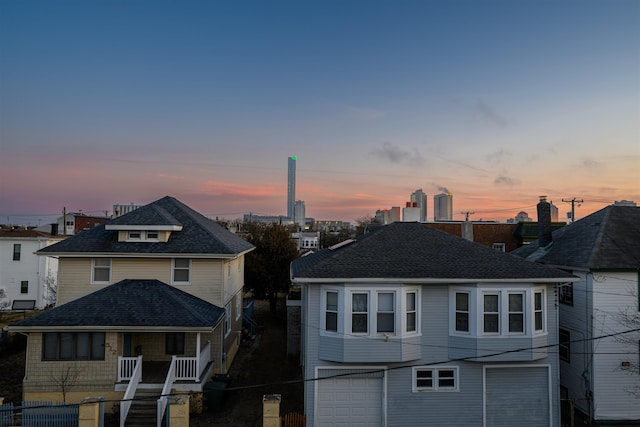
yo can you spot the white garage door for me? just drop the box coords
[316,368,384,427]
[485,366,550,427]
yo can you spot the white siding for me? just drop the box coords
[591,272,640,421]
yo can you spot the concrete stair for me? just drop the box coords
[125,388,162,427]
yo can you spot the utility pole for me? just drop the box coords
[562,198,583,223]
[461,211,475,221]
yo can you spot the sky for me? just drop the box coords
[1,0,639,226]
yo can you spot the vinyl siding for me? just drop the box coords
[303,282,561,427]
[56,257,225,306]
[591,272,640,421]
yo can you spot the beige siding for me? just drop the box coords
[23,332,119,393]
[56,257,226,306]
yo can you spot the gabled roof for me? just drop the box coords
[37,196,255,256]
[511,205,640,270]
[8,279,224,330]
[291,222,576,282]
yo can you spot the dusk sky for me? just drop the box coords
[1,0,639,226]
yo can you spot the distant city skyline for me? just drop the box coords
[1,1,638,225]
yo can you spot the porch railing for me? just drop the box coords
[118,356,139,382]
[157,356,176,427]
[174,341,211,381]
[120,355,142,427]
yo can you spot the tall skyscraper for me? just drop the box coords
[434,193,453,221]
[287,156,296,219]
[410,189,428,222]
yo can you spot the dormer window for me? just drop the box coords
[125,231,160,242]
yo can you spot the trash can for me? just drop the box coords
[204,374,232,412]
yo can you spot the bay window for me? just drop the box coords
[451,286,547,337]
[321,286,420,338]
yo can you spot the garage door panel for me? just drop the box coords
[317,371,383,426]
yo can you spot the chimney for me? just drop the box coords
[537,196,553,248]
[406,202,411,207]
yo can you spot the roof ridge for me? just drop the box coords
[585,206,610,268]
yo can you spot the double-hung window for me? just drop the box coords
[406,292,417,333]
[351,293,368,334]
[508,293,525,333]
[20,281,28,294]
[412,367,459,392]
[173,259,190,284]
[377,292,395,333]
[224,302,232,337]
[92,258,111,283]
[483,294,500,333]
[455,292,469,332]
[325,291,338,333]
[166,332,185,355]
[13,244,21,261]
[534,291,544,332]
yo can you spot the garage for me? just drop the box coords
[316,368,384,427]
[485,365,551,427]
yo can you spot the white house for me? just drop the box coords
[513,204,640,424]
[0,226,65,309]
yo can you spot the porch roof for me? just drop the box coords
[8,279,225,331]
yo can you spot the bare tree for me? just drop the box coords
[0,289,10,323]
[43,272,57,307]
[50,364,81,403]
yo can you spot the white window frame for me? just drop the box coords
[376,291,395,334]
[450,286,548,338]
[172,258,191,285]
[320,286,420,339]
[483,293,500,334]
[125,230,160,242]
[508,292,525,334]
[128,231,142,240]
[492,243,506,252]
[405,291,417,333]
[224,302,232,337]
[412,366,459,392]
[324,290,339,333]
[455,291,470,333]
[235,292,242,321]
[91,258,111,284]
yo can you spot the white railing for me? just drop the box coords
[120,355,142,427]
[118,356,139,382]
[173,341,211,381]
[157,356,176,427]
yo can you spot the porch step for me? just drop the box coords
[125,388,163,427]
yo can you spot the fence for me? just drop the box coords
[281,412,306,427]
[0,401,79,427]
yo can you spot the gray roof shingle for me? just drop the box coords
[291,222,575,281]
[37,196,254,256]
[9,279,224,329]
[511,205,640,269]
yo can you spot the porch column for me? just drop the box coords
[196,332,201,382]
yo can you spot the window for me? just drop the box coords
[173,259,190,284]
[483,294,500,333]
[534,291,544,332]
[559,283,573,305]
[236,292,242,320]
[43,332,105,361]
[13,244,21,261]
[128,231,142,240]
[351,293,368,334]
[492,243,506,252]
[508,293,524,333]
[455,292,469,332]
[224,302,232,337]
[406,292,417,333]
[452,287,547,337]
[413,367,458,392]
[20,281,28,294]
[322,287,419,338]
[559,329,570,362]
[165,332,185,355]
[146,231,159,240]
[92,258,111,283]
[377,292,395,333]
[325,291,338,332]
